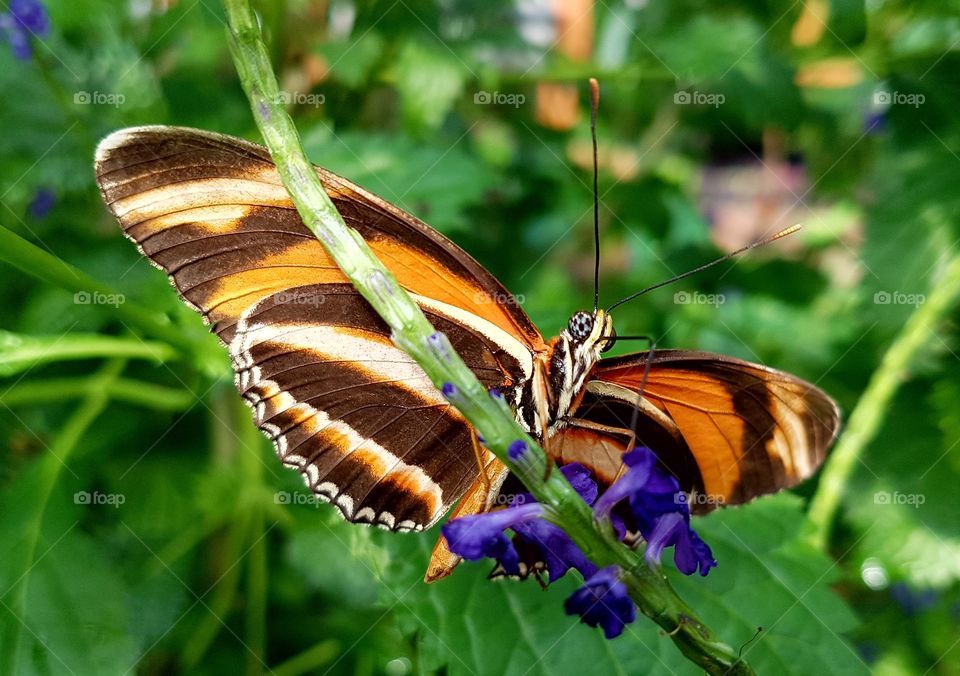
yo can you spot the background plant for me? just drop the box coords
[1,1,959,674]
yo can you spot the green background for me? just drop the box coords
[1,1,958,674]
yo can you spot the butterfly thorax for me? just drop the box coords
[513,310,614,438]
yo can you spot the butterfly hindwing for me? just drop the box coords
[95,126,544,531]
[560,350,839,510]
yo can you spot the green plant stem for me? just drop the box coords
[0,359,126,674]
[807,252,960,549]
[271,640,340,676]
[223,1,752,672]
[0,376,194,410]
[0,331,176,375]
[0,224,194,353]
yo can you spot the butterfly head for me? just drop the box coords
[566,309,616,356]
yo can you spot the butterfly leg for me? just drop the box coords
[470,430,492,492]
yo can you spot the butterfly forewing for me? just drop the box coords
[95,126,543,531]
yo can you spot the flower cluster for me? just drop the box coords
[0,0,50,61]
[594,447,717,576]
[441,446,716,639]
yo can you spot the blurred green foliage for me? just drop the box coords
[1,0,959,674]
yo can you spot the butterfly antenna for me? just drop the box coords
[590,77,601,313]
[606,224,801,313]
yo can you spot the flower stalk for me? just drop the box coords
[807,251,960,549]
[222,0,753,672]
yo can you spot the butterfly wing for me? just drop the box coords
[95,126,545,532]
[552,350,839,510]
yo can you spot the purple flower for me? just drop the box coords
[27,187,55,218]
[564,566,637,639]
[594,447,716,577]
[442,464,597,581]
[890,582,938,616]
[0,0,50,60]
[442,501,544,576]
[513,517,597,581]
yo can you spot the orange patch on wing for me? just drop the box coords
[371,238,530,342]
[597,367,745,501]
[546,427,628,485]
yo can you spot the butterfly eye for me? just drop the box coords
[567,311,594,341]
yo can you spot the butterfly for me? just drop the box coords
[94,126,840,582]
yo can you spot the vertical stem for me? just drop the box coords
[806,253,960,549]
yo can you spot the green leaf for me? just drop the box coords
[0,459,140,674]
[672,495,868,675]
[300,127,494,232]
[393,41,467,134]
[828,0,867,47]
[316,31,385,89]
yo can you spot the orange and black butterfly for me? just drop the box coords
[94,126,839,581]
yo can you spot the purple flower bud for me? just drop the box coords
[366,269,396,303]
[564,566,637,639]
[10,0,49,34]
[0,0,50,60]
[507,439,527,461]
[441,382,456,397]
[27,187,54,218]
[426,332,451,361]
